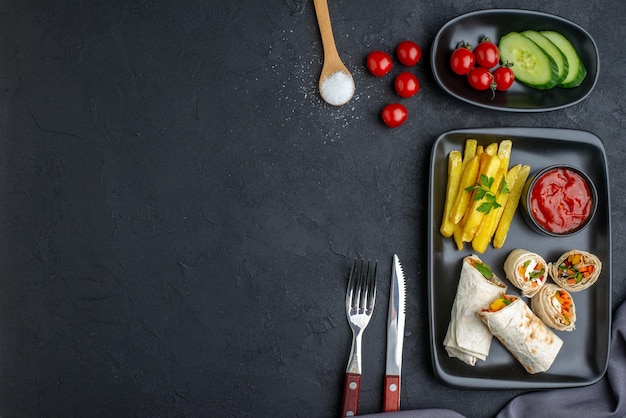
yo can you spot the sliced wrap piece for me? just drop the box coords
[478,296,563,374]
[531,284,576,331]
[503,249,548,298]
[444,255,507,366]
[549,249,602,292]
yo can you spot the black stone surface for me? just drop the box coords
[0,1,624,417]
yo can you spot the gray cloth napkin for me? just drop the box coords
[361,300,625,418]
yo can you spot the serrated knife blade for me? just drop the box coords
[383,254,406,412]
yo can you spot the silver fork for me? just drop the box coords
[340,259,377,418]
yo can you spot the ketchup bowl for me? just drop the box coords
[521,165,597,237]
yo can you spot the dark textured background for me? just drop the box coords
[0,1,624,417]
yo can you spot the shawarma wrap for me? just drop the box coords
[531,284,576,331]
[444,255,507,366]
[503,249,548,298]
[478,295,563,374]
[549,249,602,292]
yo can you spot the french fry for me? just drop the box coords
[493,141,512,191]
[450,155,480,224]
[493,164,531,249]
[454,197,473,249]
[497,139,512,169]
[485,142,498,156]
[471,164,522,253]
[461,154,501,242]
[450,139,478,226]
[453,223,464,250]
[440,151,463,237]
[462,139,477,166]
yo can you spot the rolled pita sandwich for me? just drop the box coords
[503,249,548,298]
[444,255,507,366]
[478,295,563,374]
[531,284,576,331]
[549,249,602,292]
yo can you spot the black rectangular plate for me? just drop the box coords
[427,127,611,389]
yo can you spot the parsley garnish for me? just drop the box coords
[465,174,510,214]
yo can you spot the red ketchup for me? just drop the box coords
[529,167,593,234]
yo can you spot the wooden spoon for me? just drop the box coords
[313,0,355,106]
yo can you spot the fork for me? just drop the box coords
[341,259,377,418]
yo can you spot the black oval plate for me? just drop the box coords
[431,9,599,112]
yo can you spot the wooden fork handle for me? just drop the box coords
[340,373,361,417]
[382,374,401,412]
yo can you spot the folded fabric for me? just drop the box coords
[359,300,625,418]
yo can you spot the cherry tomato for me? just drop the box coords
[450,46,475,75]
[473,38,500,69]
[467,67,494,91]
[492,65,515,91]
[394,72,420,98]
[381,103,408,128]
[367,51,393,77]
[396,40,422,66]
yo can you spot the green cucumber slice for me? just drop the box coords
[521,30,569,84]
[498,32,559,90]
[540,30,587,88]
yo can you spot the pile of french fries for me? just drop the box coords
[440,138,530,253]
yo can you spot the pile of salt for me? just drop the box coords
[319,71,355,106]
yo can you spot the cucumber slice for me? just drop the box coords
[499,32,559,90]
[541,31,587,88]
[521,30,569,84]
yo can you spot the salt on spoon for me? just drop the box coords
[313,0,355,106]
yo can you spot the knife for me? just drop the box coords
[383,254,406,412]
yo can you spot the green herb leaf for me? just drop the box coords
[465,174,508,215]
[477,202,493,214]
[474,188,488,200]
[499,176,510,195]
[480,174,494,189]
[474,262,494,280]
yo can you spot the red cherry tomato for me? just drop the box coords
[394,72,420,98]
[492,65,515,91]
[450,46,475,75]
[473,38,500,69]
[396,40,422,66]
[467,67,494,91]
[367,51,393,77]
[381,103,408,128]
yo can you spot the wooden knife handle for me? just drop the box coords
[340,373,361,417]
[382,375,401,412]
